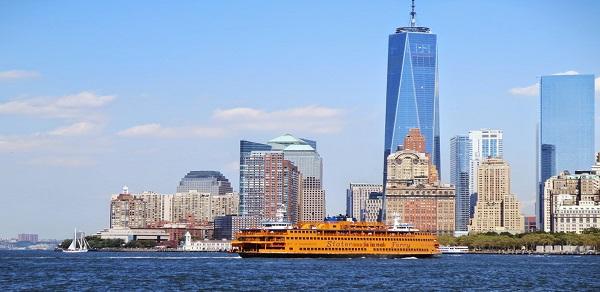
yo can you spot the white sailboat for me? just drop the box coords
[63,228,90,253]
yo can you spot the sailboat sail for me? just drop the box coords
[67,229,77,250]
[63,228,89,252]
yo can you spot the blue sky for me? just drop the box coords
[1,0,599,239]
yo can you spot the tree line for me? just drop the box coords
[438,228,600,251]
[58,236,158,249]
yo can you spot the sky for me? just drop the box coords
[1,0,599,239]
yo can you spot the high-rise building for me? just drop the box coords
[537,74,595,230]
[17,234,38,243]
[346,183,383,221]
[384,148,455,235]
[239,151,301,222]
[469,158,524,234]
[110,187,239,229]
[239,134,325,223]
[450,135,470,233]
[468,129,503,195]
[383,2,440,184]
[543,167,600,233]
[468,129,503,220]
[176,171,233,195]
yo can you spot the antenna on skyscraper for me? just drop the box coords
[410,0,417,27]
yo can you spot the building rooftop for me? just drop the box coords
[283,144,315,151]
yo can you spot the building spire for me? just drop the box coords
[410,0,417,27]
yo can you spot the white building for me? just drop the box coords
[180,231,231,252]
[468,129,504,198]
[96,228,169,243]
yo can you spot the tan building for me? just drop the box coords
[384,148,455,235]
[110,187,239,229]
[110,191,147,228]
[469,158,524,234]
[299,177,325,222]
[346,183,383,221]
[543,169,600,233]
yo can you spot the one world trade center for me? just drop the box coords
[383,0,440,182]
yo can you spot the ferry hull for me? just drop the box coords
[237,252,437,259]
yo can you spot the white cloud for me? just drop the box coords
[0,135,53,152]
[48,122,97,136]
[0,91,115,118]
[596,77,600,96]
[118,105,346,139]
[117,123,224,138]
[25,157,96,168]
[552,70,579,75]
[214,105,345,134]
[0,70,39,81]
[54,92,115,108]
[509,83,539,96]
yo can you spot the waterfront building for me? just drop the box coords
[469,158,524,234]
[403,128,438,183]
[239,134,324,223]
[110,187,147,228]
[543,167,600,233]
[450,135,470,233]
[110,187,238,229]
[181,232,231,252]
[268,134,324,222]
[176,171,233,195]
[592,153,600,174]
[96,228,169,244]
[239,151,301,222]
[346,183,383,221]
[468,129,503,212]
[171,190,212,224]
[384,145,455,235]
[537,74,595,230]
[17,234,38,243]
[383,2,440,184]
[213,215,261,240]
[524,216,537,233]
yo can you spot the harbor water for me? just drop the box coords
[1,251,599,291]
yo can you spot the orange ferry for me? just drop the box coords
[232,219,440,258]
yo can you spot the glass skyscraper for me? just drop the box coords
[176,171,233,194]
[383,7,439,183]
[450,135,470,233]
[537,74,595,230]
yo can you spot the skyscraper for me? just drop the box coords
[468,129,503,218]
[176,171,233,195]
[537,74,595,230]
[450,135,470,233]
[239,134,324,223]
[384,1,440,184]
[469,158,524,234]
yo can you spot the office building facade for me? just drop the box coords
[469,158,524,234]
[384,148,455,235]
[176,171,233,195]
[383,4,440,183]
[543,156,600,233]
[537,74,596,230]
[239,134,325,223]
[450,135,471,233]
[346,183,383,221]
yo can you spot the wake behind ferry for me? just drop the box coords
[231,217,440,258]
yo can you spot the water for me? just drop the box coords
[1,251,599,291]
